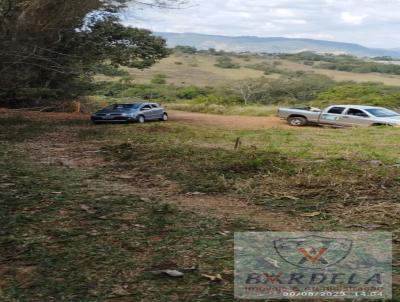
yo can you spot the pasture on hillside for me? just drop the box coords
[98,53,400,87]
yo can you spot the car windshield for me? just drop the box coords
[104,104,141,111]
[365,108,400,117]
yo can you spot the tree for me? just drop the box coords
[233,79,268,105]
[174,45,197,54]
[0,0,183,104]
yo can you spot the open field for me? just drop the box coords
[96,53,400,87]
[94,54,269,87]
[0,109,399,300]
[279,59,400,86]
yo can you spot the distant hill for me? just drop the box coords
[156,32,400,58]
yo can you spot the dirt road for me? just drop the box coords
[169,110,290,129]
[1,108,290,129]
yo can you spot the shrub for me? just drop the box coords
[316,83,400,107]
[174,45,198,54]
[176,86,208,99]
[246,62,282,74]
[215,56,240,69]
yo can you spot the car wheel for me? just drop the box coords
[288,116,307,127]
[160,113,168,121]
[137,115,145,124]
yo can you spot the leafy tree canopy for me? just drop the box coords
[0,0,182,103]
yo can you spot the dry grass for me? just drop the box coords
[94,53,400,88]
[119,54,278,86]
[1,111,399,300]
[279,59,400,85]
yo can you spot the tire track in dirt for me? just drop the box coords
[1,108,290,130]
[169,110,291,129]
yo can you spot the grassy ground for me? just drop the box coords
[0,113,399,300]
[278,59,400,86]
[96,53,400,87]
[110,54,270,87]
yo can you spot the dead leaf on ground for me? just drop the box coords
[151,269,184,277]
[117,213,137,221]
[186,192,205,196]
[300,212,321,217]
[110,285,130,296]
[202,273,223,282]
[283,195,299,201]
[218,230,230,236]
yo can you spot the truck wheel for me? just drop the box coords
[288,116,307,127]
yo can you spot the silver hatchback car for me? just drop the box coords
[91,102,168,124]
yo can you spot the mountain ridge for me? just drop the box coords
[155,32,400,58]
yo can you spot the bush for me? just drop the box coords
[215,56,240,69]
[316,83,400,108]
[231,74,336,105]
[246,62,282,74]
[176,86,208,99]
[174,45,198,54]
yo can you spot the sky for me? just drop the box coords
[122,0,400,49]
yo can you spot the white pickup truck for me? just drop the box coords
[278,105,400,127]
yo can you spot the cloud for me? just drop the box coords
[122,0,400,48]
[340,12,368,25]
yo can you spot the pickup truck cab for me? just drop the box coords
[278,105,400,127]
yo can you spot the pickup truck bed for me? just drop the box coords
[277,107,321,125]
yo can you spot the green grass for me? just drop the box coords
[98,124,400,210]
[86,121,400,163]
[0,137,254,301]
[1,115,399,300]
